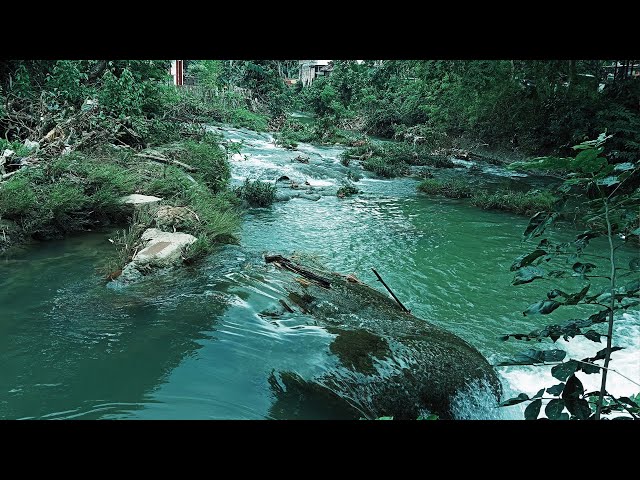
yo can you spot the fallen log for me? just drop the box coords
[1,171,19,181]
[265,254,332,289]
[134,153,198,173]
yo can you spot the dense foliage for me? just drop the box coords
[295,60,640,159]
[497,134,639,420]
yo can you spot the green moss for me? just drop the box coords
[328,328,391,375]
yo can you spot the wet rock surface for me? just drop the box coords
[264,254,502,419]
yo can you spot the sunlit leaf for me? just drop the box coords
[613,162,635,172]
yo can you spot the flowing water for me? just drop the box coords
[0,126,638,419]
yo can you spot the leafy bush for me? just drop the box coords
[0,176,37,218]
[183,140,230,193]
[235,179,277,207]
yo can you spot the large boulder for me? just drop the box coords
[264,254,502,419]
[119,228,197,282]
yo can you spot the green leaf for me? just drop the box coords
[523,300,562,316]
[510,249,547,271]
[513,266,545,285]
[375,416,394,420]
[564,284,591,305]
[625,279,640,294]
[572,262,596,275]
[631,227,640,236]
[580,362,600,374]
[562,374,584,399]
[547,383,565,396]
[630,258,640,271]
[532,388,546,399]
[618,396,639,408]
[498,349,566,366]
[523,212,558,241]
[596,176,619,187]
[525,399,542,420]
[591,346,624,362]
[613,162,635,172]
[583,330,601,342]
[500,393,530,406]
[545,399,566,420]
[566,398,591,420]
[552,360,579,381]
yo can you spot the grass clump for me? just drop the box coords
[418,178,472,198]
[418,178,558,216]
[235,179,277,207]
[470,189,557,216]
[182,140,230,193]
[337,183,359,198]
[0,175,37,218]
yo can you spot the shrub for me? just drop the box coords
[183,140,230,193]
[0,175,37,218]
[235,179,277,207]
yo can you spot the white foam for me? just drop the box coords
[499,311,640,418]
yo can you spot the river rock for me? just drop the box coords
[118,229,197,283]
[155,206,198,231]
[264,254,502,419]
[120,194,163,205]
[135,228,197,268]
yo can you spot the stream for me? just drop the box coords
[0,125,638,419]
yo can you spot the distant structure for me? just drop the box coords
[169,60,184,86]
[299,60,333,86]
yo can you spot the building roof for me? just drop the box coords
[299,60,332,67]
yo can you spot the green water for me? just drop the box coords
[1,126,638,419]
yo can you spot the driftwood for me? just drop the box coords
[1,171,19,181]
[371,267,411,314]
[134,153,198,173]
[265,254,332,289]
[279,299,295,313]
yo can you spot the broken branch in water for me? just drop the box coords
[371,267,411,314]
[265,254,332,289]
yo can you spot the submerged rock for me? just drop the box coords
[264,254,502,419]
